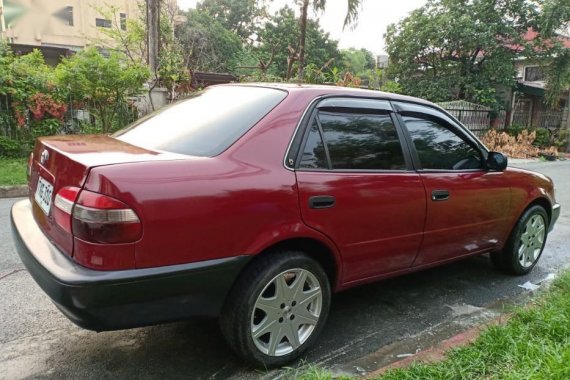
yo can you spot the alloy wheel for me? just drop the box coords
[518,214,546,268]
[250,268,322,357]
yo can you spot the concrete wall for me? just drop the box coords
[2,0,141,49]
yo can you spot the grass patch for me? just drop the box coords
[378,271,570,380]
[297,272,570,380]
[0,158,27,185]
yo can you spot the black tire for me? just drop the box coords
[491,205,549,275]
[219,250,331,368]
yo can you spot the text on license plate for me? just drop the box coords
[35,176,54,215]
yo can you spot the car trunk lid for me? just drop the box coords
[29,135,184,258]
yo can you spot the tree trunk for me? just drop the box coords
[147,0,160,75]
[297,0,309,83]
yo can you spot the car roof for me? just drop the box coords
[216,82,439,109]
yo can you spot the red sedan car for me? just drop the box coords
[12,84,559,367]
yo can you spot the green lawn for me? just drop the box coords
[0,158,27,186]
[378,271,570,380]
[297,271,570,380]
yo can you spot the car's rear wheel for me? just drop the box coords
[220,251,331,368]
[491,205,548,275]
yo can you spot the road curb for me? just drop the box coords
[366,314,511,378]
[0,185,28,199]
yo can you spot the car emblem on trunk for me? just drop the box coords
[40,149,50,165]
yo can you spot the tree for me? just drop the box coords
[197,0,270,42]
[385,0,540,108]
[297,0,362,81]
[56,48,148,133]
[176,9,242,72]
[95,3,187,104]
[539,0,570,107]
[251,6,341,79]
[341,47,375,76]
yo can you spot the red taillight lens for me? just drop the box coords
[72,190,142,244]
[54,186,81,232]
[54,187,142,244]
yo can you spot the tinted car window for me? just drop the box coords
[402,116,482,170]
[318,111,406,170]
[115,86,287,157]
[299,122,328,169]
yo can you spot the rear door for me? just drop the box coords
[393,102,511,266]
[293,98,427,284]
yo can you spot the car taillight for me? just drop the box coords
[54,188,142,244]
[54,186,81,233]
[72,190,142,244]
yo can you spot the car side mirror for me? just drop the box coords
[487,151,508,171]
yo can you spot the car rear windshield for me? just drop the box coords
[114,86,287,156]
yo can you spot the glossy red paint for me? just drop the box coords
[26,84,558,292]
[413,171,511,266]
[296,171,426,283]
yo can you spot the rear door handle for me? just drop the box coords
[431,190,450,201]
[309,195,336,209]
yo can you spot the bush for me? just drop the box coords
[506,124,525,137]
[0,136,24,158]
[533,127,550,147]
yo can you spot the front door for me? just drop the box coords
[294,98,426,284]
[394,102,511,266]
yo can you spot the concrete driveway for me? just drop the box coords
[1,160,569,379]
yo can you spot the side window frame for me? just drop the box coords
[392,102,486,172]
[292,97,414,172]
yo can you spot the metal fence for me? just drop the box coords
[440,103,507,137]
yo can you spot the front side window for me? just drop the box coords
[402,115,482,170]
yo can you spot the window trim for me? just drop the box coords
[294,101,413,173]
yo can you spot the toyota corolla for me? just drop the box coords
[11,84,560,367]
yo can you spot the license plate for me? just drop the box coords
[35,176,54,215]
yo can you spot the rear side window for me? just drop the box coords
[311,111,406,170]
[115,86,287,156]
[299,123,328,169]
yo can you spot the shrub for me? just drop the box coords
[482,129,559,159]
[0,136,23,158]
[533,127,550,147]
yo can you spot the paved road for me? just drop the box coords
[1,161,569,380]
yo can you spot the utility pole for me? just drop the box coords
[147,0,160,74]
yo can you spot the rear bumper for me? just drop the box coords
[11,199,250,331]
[550,203,561,232]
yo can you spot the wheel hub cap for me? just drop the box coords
[518,214,546,268]
[250,268,322,357]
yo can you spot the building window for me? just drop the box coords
[65,6,74,26]
[524,66,545,82]
[96,18,112,28]
[53,6,74,26]
[120,13,127,31]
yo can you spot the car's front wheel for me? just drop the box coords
[220,251,331,368]
[491,205,549,275]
